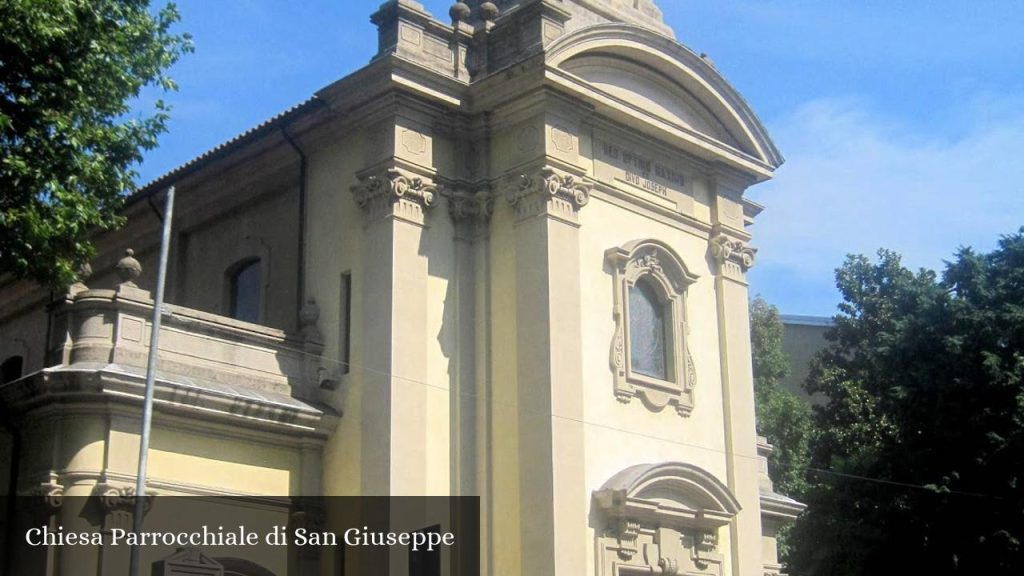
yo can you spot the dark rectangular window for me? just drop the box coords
[340,272,352,374]
[229,258,262,323]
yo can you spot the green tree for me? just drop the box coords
[789,230,1024,575]
[1,0,191,288]
[751,296,814,497]
[750,296,814,560]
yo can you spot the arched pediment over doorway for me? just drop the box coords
[593,462,740,576]
[547,24,783,180]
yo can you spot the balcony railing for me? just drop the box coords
[42,249,327,404]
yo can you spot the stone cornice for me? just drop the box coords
[0,368,337,440]
[760,492,807,523]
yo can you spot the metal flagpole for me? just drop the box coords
[128,186,175,576]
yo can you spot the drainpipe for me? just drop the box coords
[281,126,308,329]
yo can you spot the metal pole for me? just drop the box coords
[128,186,175,576]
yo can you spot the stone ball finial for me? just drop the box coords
[449,1,471,22]
[116,249,142,286]
[479,1,500,22]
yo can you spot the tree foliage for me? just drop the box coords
[0,0,191,288]
[751,296,814,498]
[750,296,814,560]
[789,230,1024,575]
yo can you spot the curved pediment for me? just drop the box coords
[593,462,739,575]
[547,24,783,176]
[594,462,740,529]
[562,54,737,148]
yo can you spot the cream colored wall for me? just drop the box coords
[0,304,47,375]
[4,408,301,575]
[576,179,734,576]
[578,196,728,477]
[15,408,307,498]
[485,200,524,575]
[473,95,762,573]
[309,115,457,498]
[106,415,298,495]
[175,187,301,332]
[423,177,457,497]
[305,133,364,496]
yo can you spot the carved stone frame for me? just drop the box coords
[593,462,740,576]
[606,240,699,416]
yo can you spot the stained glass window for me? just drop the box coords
[230,259,262,323]
[629,280,668,380]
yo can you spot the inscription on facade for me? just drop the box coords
[599,141,686,198]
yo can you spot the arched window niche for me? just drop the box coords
[592,462,740,576]
[606,240,699,416]
[1,355,24,384]
[226,258,263,324]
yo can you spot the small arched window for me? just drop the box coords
[628,279,669,380]
[1,355,24,384]
[228,258,262,323]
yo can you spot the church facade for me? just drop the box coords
[0,0,803,574]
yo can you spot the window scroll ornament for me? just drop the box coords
[606,240,699,416]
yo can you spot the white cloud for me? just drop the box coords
[748,94,1024,314]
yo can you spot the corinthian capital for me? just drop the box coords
[351,168,438,224]
[710,234,757,272]
[505,167,591,222]
[448,184,494,223]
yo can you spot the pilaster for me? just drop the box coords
[445,181,495,502]
[351,164,441,496]
[709,221,762,576]
[443,118,500,567]
[499,162,589,574]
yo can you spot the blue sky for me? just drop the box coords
[136,1,1024,316]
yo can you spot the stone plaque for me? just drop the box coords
[593,134,694,214]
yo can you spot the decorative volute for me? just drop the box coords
[464,0,675,38]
